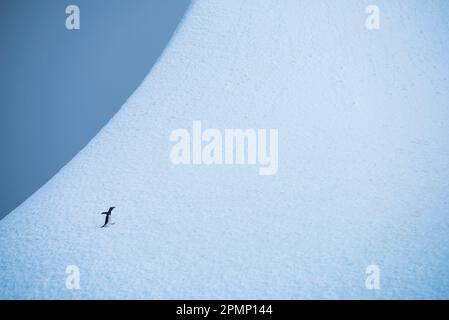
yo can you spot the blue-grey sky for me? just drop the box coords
[0,0,191,219]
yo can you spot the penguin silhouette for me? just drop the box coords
[101,207,115,228]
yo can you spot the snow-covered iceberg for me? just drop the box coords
[1,0,449,299]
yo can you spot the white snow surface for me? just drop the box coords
[1,0,449,299]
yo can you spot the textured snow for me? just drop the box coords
[1,0,449,299]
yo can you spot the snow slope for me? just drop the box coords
[1,0,449,299]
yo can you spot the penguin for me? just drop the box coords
[101,206,115,228]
